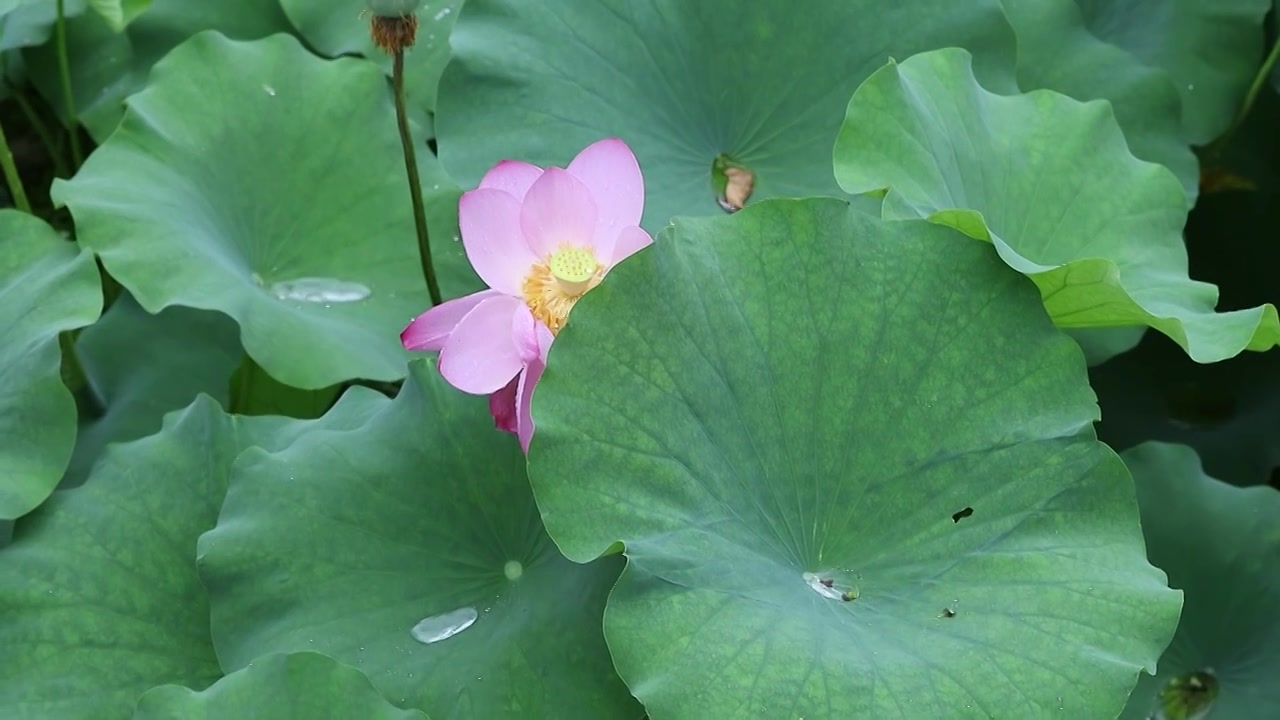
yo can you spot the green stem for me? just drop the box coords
[392,48,442,307]
[1209,37,1280,157]
[0,115,32,213]
[54,0,83,169]
[9,89,69,178]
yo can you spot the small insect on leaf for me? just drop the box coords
[940,607,956,618]
[711,154,755,213]
[952,507,973,523]
[1157,670,1218,720]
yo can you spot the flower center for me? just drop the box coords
[522,246,602,334]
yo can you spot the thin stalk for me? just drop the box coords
[0,116,31,213]
[54,0,83,169]
[9,90,69,177]
[1209,38,1280,157]
[393,48,442,307]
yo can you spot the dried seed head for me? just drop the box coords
[370,12,418,54]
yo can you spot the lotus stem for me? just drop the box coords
[392,47,442,307]
[54,0,83,169]
[0,115,31,213]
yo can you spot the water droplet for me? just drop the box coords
[503,560,523,580]
[410,606,478,645]
[262,84,276,96]
[802,571,843,600]
[270,277,371,303]
[434,7,451,20]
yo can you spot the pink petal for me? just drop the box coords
[607,225,654,267]
[489,375,519,434]
[519,168,599,258]
[511,303,541,364]
[534,322,554,360]
[479,160,544,202]
[516,358,545,453]
[567,138,645,255]
[437,295,525,394]
[400,289,502,351]
[459,188,539,295]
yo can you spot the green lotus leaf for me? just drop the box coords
[197,362,639,719]
[0,0,87,51]
[1002,0,1198,205]
[53,32,479,389]
[279,0,462,115]
[1091,188,1280,488]
[22,0,293,141]
[133,652,427,720]
[435,0,1019,230]
[0,210,102,519]
[834,47,1280,364]
[1075,0,1273,144]
[64,294,241,487]
[527,197,1181,718]
[0,390,388,720]
[85,0,149,29]
[1119,442,1280,720]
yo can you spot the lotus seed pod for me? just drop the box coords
[366,0,421,17]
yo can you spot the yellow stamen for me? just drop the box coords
[523,246,602,334]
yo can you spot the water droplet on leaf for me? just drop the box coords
[410,606,478,645]
[270,277,371,303]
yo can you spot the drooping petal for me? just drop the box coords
[606,225,655,267]
[515,357,545,453]
[437,295,525,394]
[400,289,502,351]
[567,138,645,252]
[479,160,544,202]
[519,167,599,258]
[512,303,552,364]
[489,375,520,435]
[459,188,540,295]
[534,322,554,359]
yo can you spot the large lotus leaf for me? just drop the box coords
[1118,443,1280,720]
[21,0,292,141]
[526,197,1181,718]
[279,0,462,116]
[1075,0,1272,144]
[133,652,427,720]
[0,210,102,519]
[1001,0,1198,205]
[197,362,638,719]
[64,294,241,487]
[85,0,149,30]
[435,0,1018,230]
[53,32,479,389]
[834,48,1280,364]
[0,0,87,51]
[1092,186,1280,488]
[0,390,388,720]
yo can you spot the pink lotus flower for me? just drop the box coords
[401,138,653,451]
